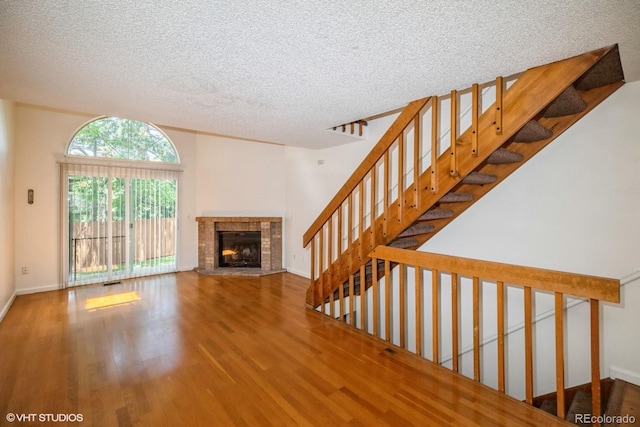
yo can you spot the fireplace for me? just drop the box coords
[218,231,261,268]
[196,217,284,276]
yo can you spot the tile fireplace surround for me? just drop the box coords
[196,217,284,276]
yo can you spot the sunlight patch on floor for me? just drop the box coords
[84,291,141,310]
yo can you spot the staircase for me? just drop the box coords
[534,379,640,425]
[303,44,625,308]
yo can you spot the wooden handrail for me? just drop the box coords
[359,245,619,419]
[302,96,430,246]
[369,246,620,303]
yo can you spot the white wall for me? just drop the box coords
[11,105,292,293]
[195,134,286,218]
[284,115,397,277]
[12,105,200,293]
[0,100,16,321]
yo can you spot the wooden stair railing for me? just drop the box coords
[344,245,619,422]
[303,45,624,309]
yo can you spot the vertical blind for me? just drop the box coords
[60,162,179,288]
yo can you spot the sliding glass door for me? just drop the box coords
[64,164,178,286]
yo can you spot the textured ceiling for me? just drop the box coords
[1,1,639,149]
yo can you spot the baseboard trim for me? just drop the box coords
[284,267,310,279]
[16,284,60,295]
[0,291,17,323]
[610,366,640,387]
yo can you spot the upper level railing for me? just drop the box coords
[318,245,620,420]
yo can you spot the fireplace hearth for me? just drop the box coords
[196,217,284,276]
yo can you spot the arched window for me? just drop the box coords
[61,117,180,288]
[67,117,179,163]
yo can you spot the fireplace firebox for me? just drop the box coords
[217,231,261,268]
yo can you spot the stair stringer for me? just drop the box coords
[314,45,621,306]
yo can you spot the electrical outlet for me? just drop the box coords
[21,266,28,275]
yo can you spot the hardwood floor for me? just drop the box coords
[0,272,568,426]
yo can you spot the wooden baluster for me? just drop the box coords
[430,96,438,193]
[473,276,480,382]
[497,280,505,393]
[347,193,353,251]
[358,121,363,137]
[398,132,404,223]
[472,83,479,157]
[339,274,345,322]
[360,264,366,331]
[432,269,439,364]
[413,116,421,210]
[495,76,503,135]
[350,122,354,135]
[524,286,533,404]
[415,266,422,356]
[555,292,565,418]
[319,227,324,312]
[372,257,379,338]
[385,259,391,342]
[452,272,459,372]
[383,151,390,238]
[358,181,364,262]
[370,168,377,250]
[336,204,343,290]
[341,124,346,133]
[337,204,343,255]
[328,217,334,319]
[309,235,316,307]
[349,274,355,327]
[399,263,406,349]
[591,299,602,422]
[450,89,458,177]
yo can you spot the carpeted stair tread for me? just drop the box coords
[566,390,592,425]
[439,192,473,203]
[539,399,557,416]
[574,45,625,91]
[604,379,626,419]
[389,237,419,249]
[418,208,454,221]
[513,120,553,142]
[486,148,524,165]
[461,172,497,185]
[398,223,435,238]
[542,86,587,118]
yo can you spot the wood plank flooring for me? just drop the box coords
[0,272,568,426]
